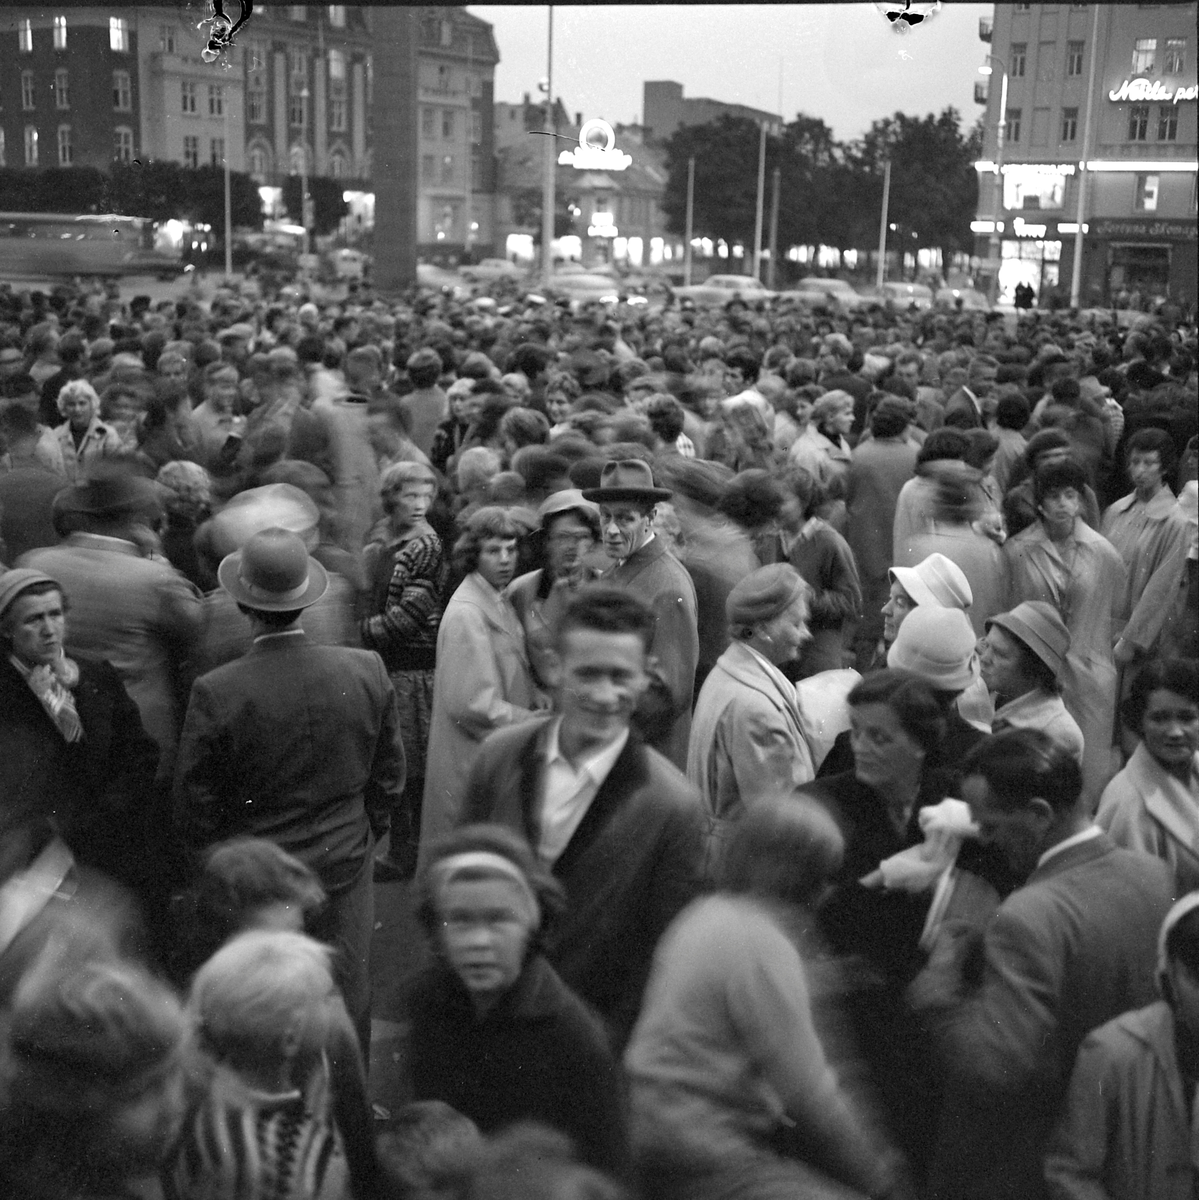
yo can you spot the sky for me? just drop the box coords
[470,3,992,143]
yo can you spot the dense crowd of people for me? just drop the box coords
[0,268,1196,1200]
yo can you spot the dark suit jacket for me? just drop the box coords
[461,716,705,1048]
[919,834,1174,1200]
[173,632,405,889]
[0,653,160,890]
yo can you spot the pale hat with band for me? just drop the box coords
[582,459,671,504]
[889,553,973,612]
[985,601,1070,679]
[218,527,328,612]
[0,568,62,623]
[887,606,978,693]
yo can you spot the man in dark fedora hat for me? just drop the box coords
[173,526,405,1054]
[21,466,203,776]
[583,460,698,770]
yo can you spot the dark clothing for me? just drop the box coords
[0,653,161,894]
[0,463,62,564]
[38,364,79,426]
[781,520,862,679]
[822,371,873,440]
[407,954,629,1177]
[462,717,705,1048]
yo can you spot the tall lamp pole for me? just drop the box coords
[767,165,780,290]
[751,119,766,279]
[540,6,555,288]
[875,158,891,289]
[299,83,311,258]
[683,155,695,287]
[223,77,232,279]
[979,54,1009,306]
[1070,4,1102,307]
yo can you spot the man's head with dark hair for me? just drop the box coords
[916,427,971,467]
[995,392,1031,431]
[1033,457,1089,508]
[1124,425,1178,487]
[959,729,1085,884]
[555,586,655,654]
[717,469,785,533]
[295,334,326,366]
[645,394,685,444]
[724,345,760,387]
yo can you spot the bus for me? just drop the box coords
[0,212,184,280]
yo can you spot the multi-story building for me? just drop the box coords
[493,97,679,269]
[642,81,782,144]
[0,9,143,172]
[974,3,1197,306]
[1,5,501,256]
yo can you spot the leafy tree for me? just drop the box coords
[282,175,348,236]
[511,186,577,244]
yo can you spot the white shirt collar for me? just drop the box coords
[1037,824,1102,869]
[252,628,306,644]
[545,715,628,780]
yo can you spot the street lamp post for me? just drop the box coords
[751,119,766,279]
[540,6,555,289]
[683,155,695,287]
[875,158,891,289]
[223,77,232,280]
[1069,4,1102,307]
[299,83,311,258]
[979,55,1009,306]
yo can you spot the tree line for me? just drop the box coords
[660,108,982,273]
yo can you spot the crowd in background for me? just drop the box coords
[0,269,1197,1200]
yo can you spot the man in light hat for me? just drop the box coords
[174,526,405,1054]
[583,460,699,770]
[981,601,1084,763]
[688,565,815,876]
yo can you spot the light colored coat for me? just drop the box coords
[1045,1001,1196,1200]
[687,642,814,874]
[420,572,541,848]
[1101,487,1190,656]
[54,416,122,483]
[1097,741,1199,898]
[788,426,852,492]
[1004,519,1128,809]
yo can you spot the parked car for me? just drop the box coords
[672,274,777,306]
[543,272,624,306]
[329,247,367,280]
[935,286,991,312]
[460,257,526,283]
[780,277,868,311]
[879,281,935,310]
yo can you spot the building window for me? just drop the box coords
[1128,104,1149,140]
[209,85,224,117]
[1037,42,1056,82]
[114,127,134,162]
[440,154,454,184]
[1011,44,1027,77]
[1061,106,1078,141]
[1066,41,1084,76]
[329,152,346,178]
[289,5,307,20]
[0,129,5,168]
[421,153,435,181]
[247,40,267,70]
[365,54,373,104]
[440,20,453,47]
[442,109,455,139]
[421,107,434,138]
[57,125,71,166]
[211,138,224,166]
[249,146,268,178]
[18,18,32,53]
[160,25,176,53]
[25,126,39,167]
[54,69,69,110]
[21,72,35,111]
[53,15,67,51]
[437,65,451,93]
[248,88,266,123]
[289,93,305,127]
[182,81,197,114]
[330,96,346,132]
[328,5,345,27]
[471,110,482,145]
[110,17,129,53]
[1158,104,1178,140]
[1131,38,1156,74]
[328,48,346,82]
[183,135,199,168]
[468,74,482,99]
[1006,107,1022,143]
[1135,173,1159,212]
[113,70,132,111]
[290,48,307,89]
[1164,38,1185,74]
[471,153,482,191]
[1013,2,1030,10]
